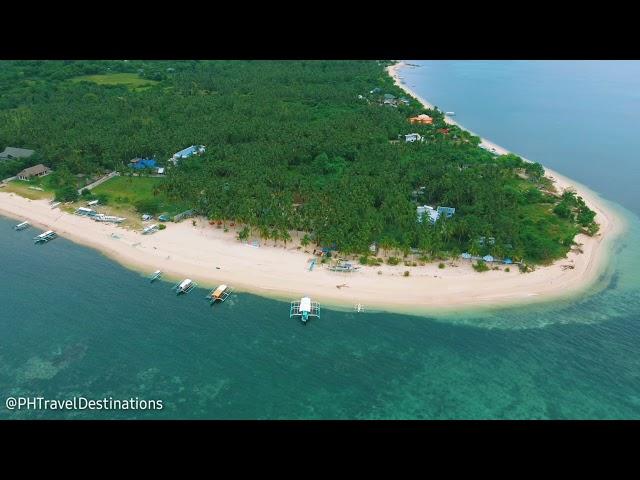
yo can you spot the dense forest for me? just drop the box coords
[0,60,598,264]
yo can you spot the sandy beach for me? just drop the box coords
[0,62,625,315]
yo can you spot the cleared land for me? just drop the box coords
[71,73,159,90]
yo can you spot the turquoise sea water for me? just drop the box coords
[1,61,640,419]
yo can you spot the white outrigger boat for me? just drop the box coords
[206,284,233,304]
[290,296,321,324]
[328,261,360,273]
[149,270,162,282]
[355,303,365,313]
[93,214,126,224]
[445,111,456,116]
[142,224,159,235]
[14,221,30,231]
[34,230,57,244]
[173,278,197,295]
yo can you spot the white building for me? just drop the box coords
[405,133,422,143]
[417,205,440,224]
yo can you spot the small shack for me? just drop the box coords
[405,133,423,143]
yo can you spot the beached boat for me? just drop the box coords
[355,303,365,313]
[173,278,197,295]
[142,224,159,235]
[50,201,61,209]
[328,261,360,273]
[14,221,30,231]
[445,111,456,116]
[75,207,97,216]
[290,296,320,324]
[34,230,57,244]
[93,214,126,223]
[207,284,233,304]
[149,270,162,282]
[87,199,100,206]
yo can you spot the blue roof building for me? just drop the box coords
[482,255,494,262]
[437,206,456,218]
[130,158,157,170]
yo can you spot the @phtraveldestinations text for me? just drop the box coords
[5,396,164,411]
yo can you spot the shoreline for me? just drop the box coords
[0,63,626,316]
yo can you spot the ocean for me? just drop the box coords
[1,60,640,419]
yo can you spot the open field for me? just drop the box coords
[70,73,159,90]
[91,175,190,218]
[2,178,54,200]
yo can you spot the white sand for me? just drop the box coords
[0,62,624,314]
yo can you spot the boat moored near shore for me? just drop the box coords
[14,221,30,231]
[207,284,233,304]
[34,230,57,244]
[149,270,162,282]
[290,296,320,324]
[173,278,197,295]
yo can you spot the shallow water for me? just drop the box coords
[1,61,640,419]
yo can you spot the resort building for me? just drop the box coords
[417,205,440,224]
[16,164,51,180]
[408,114,433,125]
[437,206,456,218]
[130,158,158,170]
[0,147,35,162]
[170,145,206,165]
[405,133,423,143]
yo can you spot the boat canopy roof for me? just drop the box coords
[179,279,192,288]
[213,284,228,297]
[39,230,54,237]
[300,297,311,312]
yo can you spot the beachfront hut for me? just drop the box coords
[408,114,433,125]
[17,164,51,180]
[461,252,472,260]
[417,205,440,224]
[483,255,494,263]
[405,133,422,143]
[503,258,513,264]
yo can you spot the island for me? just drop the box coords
[0,60,622,313]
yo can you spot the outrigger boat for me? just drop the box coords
[149,270,162,282]
[290,296,321,324]
[355,303,365,313]
[14,221,30,231]
[34,230,57,244]
[142,224,159,235]
[93,214,126,224]
[173,278,197,295]
[206,284,233,304]
[328,261,360,273]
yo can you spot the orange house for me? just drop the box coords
[408,114,433,125]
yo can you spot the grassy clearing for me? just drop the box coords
[2,178,55,200]
[70,73,159,90]
[91,175,189,217]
